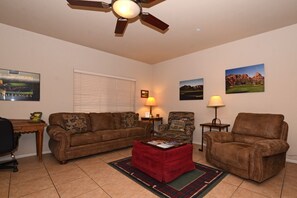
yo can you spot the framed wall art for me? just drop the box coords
[179,78,204,100]
[225,63,265,94]
[141,90,149,98]
[0,68,40,101]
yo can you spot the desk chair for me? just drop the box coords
[0,117,19,172]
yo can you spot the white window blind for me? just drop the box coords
[74,70,136,113]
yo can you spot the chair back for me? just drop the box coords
[168,112,195,128]
[232,113,287,143]
[0,117,15,153]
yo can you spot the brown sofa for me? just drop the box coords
[47,112,151,163]
[204,113,289,182]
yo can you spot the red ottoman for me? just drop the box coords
[131,140,195,183]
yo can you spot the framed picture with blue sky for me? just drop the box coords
[225,64,265,94]
[179,78,204,100]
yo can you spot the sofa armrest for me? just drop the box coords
[204,131,233,143]
[135,121,153,136]
[46,125,71,148]
[158,124,169,132]
[253,139,289,157]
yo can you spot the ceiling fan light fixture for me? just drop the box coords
[112,0,141,19]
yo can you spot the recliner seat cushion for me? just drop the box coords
[211,142,251,170]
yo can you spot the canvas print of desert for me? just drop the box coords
[225,64,264,94]
[180,78,203,100]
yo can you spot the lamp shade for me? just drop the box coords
[112,0,141,19]
[208,96,225,107]
[145,97,157,106]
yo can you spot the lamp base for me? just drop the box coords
[211,118,221,125]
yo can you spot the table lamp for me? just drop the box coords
[207,96,225,125]
[145,96,157,118]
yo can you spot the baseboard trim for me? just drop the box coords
[0,151,51,161]
[286,158,297,164]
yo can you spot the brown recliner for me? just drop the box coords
[204,113,289,182]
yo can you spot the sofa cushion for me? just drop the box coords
[50,113,91,131]
[232,113,284,139]
[126,127,146,137]
[70,131,103,146]
[90,113,114,131]
[112,113,122,129]
[121,112,139,128]
[100,130,128,141]
[169,120,185,131]
[62,114,88,133]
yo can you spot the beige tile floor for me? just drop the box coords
[1,144,297,198]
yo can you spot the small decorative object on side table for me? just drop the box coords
[199,122,230,152]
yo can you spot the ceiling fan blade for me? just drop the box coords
[140,12,169,31]
[115,18,128,34]
[66,0,110,9]
[139,0,157,3]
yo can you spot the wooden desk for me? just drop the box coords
[141,117,163,133]
[10,119,47,161]
[199,123,230,152]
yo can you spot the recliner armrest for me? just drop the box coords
[253,139,289,156]
[204,131,233,143]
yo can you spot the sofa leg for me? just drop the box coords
[60,160,67,164]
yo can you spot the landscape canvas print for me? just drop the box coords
[180,78,203,100]
[0,68,40,101]
[225,64,265,94]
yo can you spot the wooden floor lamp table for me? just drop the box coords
[10,119,47,161]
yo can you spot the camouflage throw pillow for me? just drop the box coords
[62,114,88,133]
[121,112,138,128]
[169,120,185,131]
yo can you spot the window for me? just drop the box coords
[74,70,136,113]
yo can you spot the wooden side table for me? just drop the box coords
[10,119,47,161]
[141,117,163,133]
[199,123,230,152]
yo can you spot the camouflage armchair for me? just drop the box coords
[156,111,195,143]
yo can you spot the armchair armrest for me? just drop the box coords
[158,124,169,132]
[46,125,71,148]
[253,139,290,157]
[185,125,195,136]
[204,131,233,143]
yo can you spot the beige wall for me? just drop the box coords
[153,24,297,162]
[0,23,153,157]
[1,22,296,163]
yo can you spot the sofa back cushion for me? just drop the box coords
[232,113,284,139]
[112,113,123,129]
[90,113,114,131]
[49,113,92,132]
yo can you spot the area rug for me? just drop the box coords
[109,157,227,198]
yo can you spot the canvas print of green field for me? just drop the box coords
[225,64,264,94]
[0,69,40,101]
[180,78,203,100]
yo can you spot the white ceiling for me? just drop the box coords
[1,0,297,64]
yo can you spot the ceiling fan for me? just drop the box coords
[66,0,169,35]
